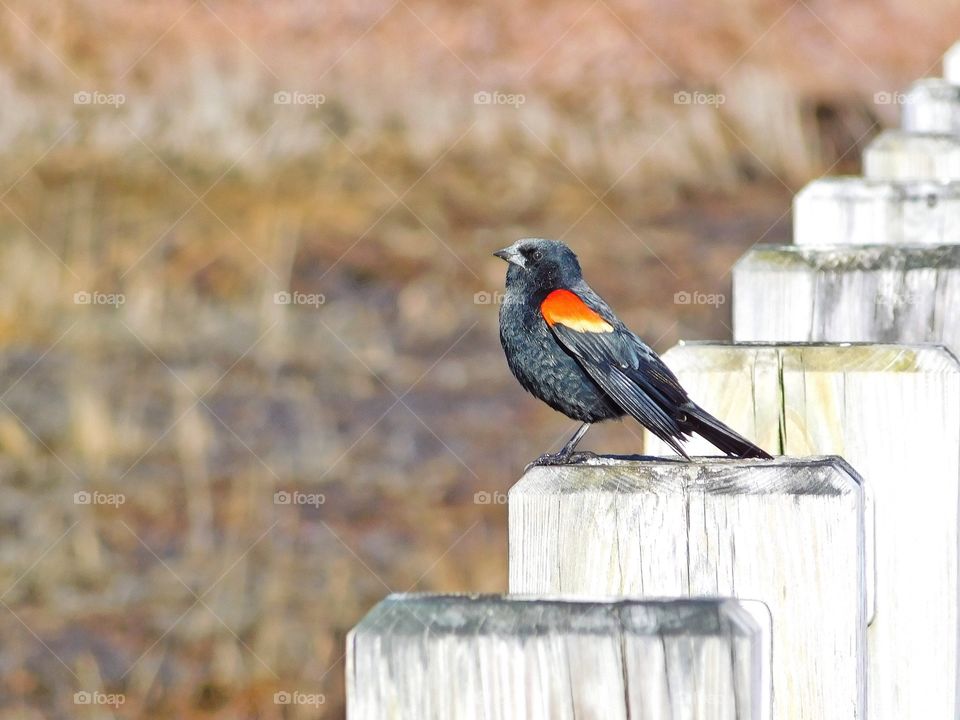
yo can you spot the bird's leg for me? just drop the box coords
[557,422,591,460]
[527,423,596,469]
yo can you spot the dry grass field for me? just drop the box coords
[0,1,957,717]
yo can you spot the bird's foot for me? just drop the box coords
[525,450,598,471]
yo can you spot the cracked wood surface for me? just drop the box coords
[642,342,960,720]
[863,130,960,181]
[733,245,960,352]
[793,177,960,246]
[509,456,865,720]
[347,594,768,720]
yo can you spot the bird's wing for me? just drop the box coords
[540,286,691,457]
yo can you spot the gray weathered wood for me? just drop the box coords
[509,457,866,720]
[946,41,960,84]
[793,177,960,245]
[641,343,960,720]
[733,244,960,351]
[347,594,770,720]
[863,129,960,180]
[902,78,960,135]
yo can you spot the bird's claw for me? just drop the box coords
[525,450,598,471]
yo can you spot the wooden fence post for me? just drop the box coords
[793,177,960,245]
[902,79,960,135]
[946,41,960,84]
[509,457,866,720]
[863,129,960,180]
[640,342,960,720]
[347,594,770,720]
[733,244,960,349]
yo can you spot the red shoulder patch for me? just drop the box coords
[541,289,614,333]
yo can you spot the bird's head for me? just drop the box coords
[494,238,582,292]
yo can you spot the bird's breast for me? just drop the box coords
[498,293,621,422]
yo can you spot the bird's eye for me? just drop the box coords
[533,250,543,261]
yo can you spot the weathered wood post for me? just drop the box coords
[509,457,866,720]
[946,41,960,84]
[641,343,960,720]
[793,178,960,246]
[733,245,960,349]
[902,79,960,135]
[863,130,960,180]
[347,594,770,719]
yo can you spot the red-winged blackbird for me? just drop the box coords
[495,238,772,463]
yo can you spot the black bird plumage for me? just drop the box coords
[495,238,772,462]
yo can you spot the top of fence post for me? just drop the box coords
[945,40,960,84]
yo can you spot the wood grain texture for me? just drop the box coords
[641,343,960,720]
[733,244,960,351]
[946,41,960,84]
[509,457,865,720]
[863,130,960,181]
[903,79,960,135]
[346,594,769,720]
[793,177,960,246]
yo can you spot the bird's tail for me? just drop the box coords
[682,402,773,459]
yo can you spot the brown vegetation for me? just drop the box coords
[0,0,956,717]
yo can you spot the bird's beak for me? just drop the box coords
[493,246,525,268]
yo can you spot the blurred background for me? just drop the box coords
[0,1,956,717]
